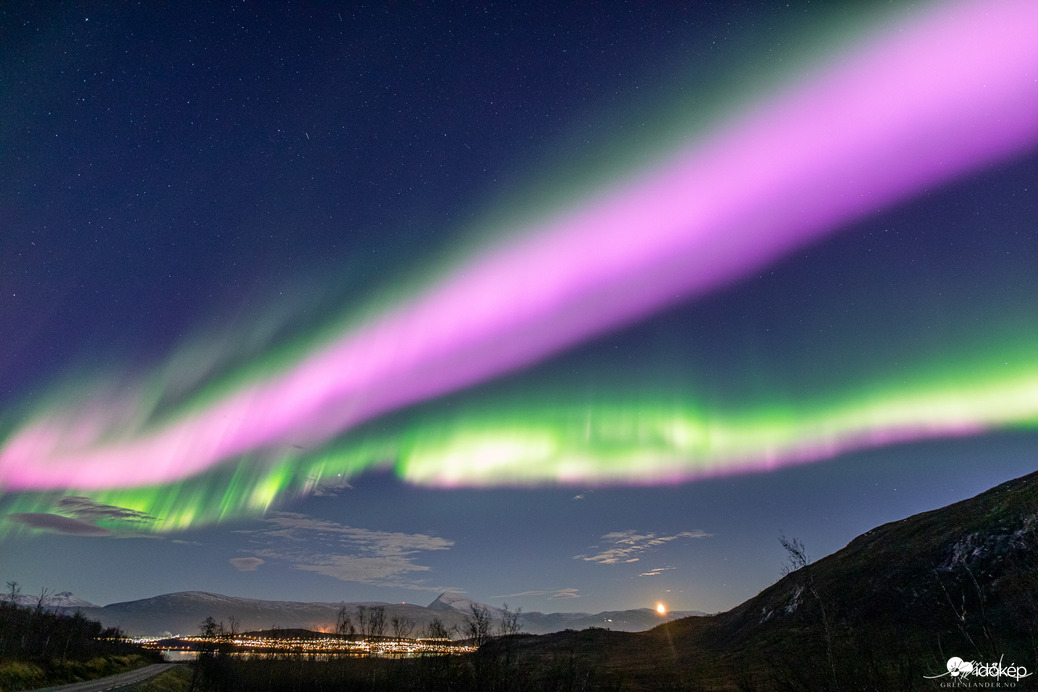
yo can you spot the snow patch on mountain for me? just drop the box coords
[8,591,98,609]
[428,592,501,616]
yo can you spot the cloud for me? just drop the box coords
[491,587,582,600]
[575,530,711,565]
[230,557,265,571]
[8,513,111,536]
[492,589,552,598]
[639,566,676,577]
[109,531,165,540]
[549,588,581,599]
[307,475,354,497]
[4,497,158,537]
[291,555,429,582]
[572,490,593,501]
[243,512,452,588]
[56,496,155,525]
[258,512,452,554]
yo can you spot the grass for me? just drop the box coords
[123,663,194,692]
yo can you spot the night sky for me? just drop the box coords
[2,1,1037,616]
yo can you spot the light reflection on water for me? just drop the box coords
[162,650,199,661]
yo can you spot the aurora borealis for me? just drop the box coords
[2,1,1036,613]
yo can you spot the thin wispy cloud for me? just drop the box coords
[6,496,158,537]
[242,512,453,588]
[56,496,155,525]
[639,566,676,577]
[549,588,581,599]
[229,557,265,572]
[290,555,430,582]
[575,530,711,565]
[8,513,111,536]
[492,587,582,600]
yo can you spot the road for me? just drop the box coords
[26,663,181,692]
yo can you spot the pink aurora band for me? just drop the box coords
[3,0,1038,490]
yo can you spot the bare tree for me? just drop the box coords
[779,533,809,576]
[4,581,20,606]
[499,602,523,636]
[464,603,494,646]
[227,615,240,639]
[423,617,456,641]
[34,587,53,615]
[199,616,219,639]
[391,614,415,639]
[100,625,124,642]
[367,605,386,639]
[335,604,356,638]
[780,533,838,691]
[356,605,367,640]
[497,601,524,668]
[19,586,53,649]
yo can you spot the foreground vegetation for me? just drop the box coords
[123,663,193,692]
[0,586,163,691]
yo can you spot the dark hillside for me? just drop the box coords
[478,469,1038,690]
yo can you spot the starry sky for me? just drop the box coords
[1,1,1037,616]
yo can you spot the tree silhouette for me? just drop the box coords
[423,617,456,641]
[367,605,386,639]
[499,602,523,636]
[335,604,355,638]
[391,614,415,639]
[780,533,838,691]
[464,604,493,646]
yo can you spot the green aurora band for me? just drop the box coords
[3,332,1036,535]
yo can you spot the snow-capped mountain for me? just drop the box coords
[9,590,98,610]
[31,589,702,637]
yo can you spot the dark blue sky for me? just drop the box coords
[1,2,1036,615]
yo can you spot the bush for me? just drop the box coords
[0,660,46,690]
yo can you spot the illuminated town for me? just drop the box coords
[135,633,476,659]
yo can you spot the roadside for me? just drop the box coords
[23,663,182,692]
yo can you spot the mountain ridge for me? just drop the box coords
[46,589,702,637]
[10,590,98,610]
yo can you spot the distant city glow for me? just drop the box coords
[2,0,1038,533]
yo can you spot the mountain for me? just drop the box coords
[10,591,98,610]
[478,470,1038,690]
[427,591,495,616]
[65,589,701,638]
[427,591,702,635]
[75,592,425,638]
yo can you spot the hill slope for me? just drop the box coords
[481,470,1038,690]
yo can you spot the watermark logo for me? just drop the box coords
[944,657,974,678]
[924,655,1031,688]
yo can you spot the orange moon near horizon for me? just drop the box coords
[656,603,666,615]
